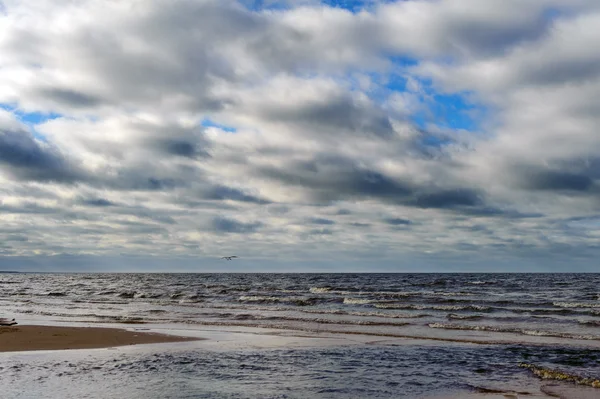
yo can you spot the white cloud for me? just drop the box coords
[0,0,599,270]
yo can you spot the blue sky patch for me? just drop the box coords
[241,0,394,13]
[15,110,63,125]
[1,103,62,126]
[394,78,485,132]
[201,118,237,133]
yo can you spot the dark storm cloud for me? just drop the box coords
[210,216,262,233]
[0,126,82,183]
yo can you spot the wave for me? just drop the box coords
[299,309,429,319]
[72,299,131,305]
[225,314,411,327]
[375,303,490,312]
[343,298,374,305]
[96,290,118,295]
[135,292,165,299]
[238,295,320,306]
[430,291,475,297]
[447,314,483,320]
[428,323,599,340]
[15,310,151,324]
[519,363,600,388]
[579,320,600,327]
[309,287,333,294]
[553,302,600,309]
[172,319,543,345]
[469,281,495,285]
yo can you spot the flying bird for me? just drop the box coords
[221,256,239,261]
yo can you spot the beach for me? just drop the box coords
[0,325,200,352]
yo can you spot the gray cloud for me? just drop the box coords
[5,234,29,242]
[257,92,394,138]
[256,155,500,215]
[203,185,271,204]
[0,125,82,183]
[0,1,599,269]
[308,217,335,225]
[384,218,412,225]
[414,189,482,209]
[157,138,210,159]
[37,88,104,108]
[522,170,594,192]
[210,216,262,234]
[257,158,413,203]
[77,197,116,207]
[308,228,334,235]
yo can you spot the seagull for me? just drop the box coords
[220,256,239,261]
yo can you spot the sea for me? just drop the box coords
[1,273,599,398]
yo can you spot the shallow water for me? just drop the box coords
[2,340,598,399]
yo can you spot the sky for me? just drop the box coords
[1,0,600,272]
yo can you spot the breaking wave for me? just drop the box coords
[519,363,600,388]
[343,298,374,305]
[428,323,599,340]
[238,295,321,306]
[553,302,600,309]
[375,303,490,311]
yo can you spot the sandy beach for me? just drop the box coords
[0,325,200,352]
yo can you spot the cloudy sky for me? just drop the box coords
[1,0,599,272]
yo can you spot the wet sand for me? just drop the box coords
[0,325,200,352]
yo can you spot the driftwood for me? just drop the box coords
[0,318,17,326]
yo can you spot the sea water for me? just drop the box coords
[1,273,599,398]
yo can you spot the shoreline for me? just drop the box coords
[0,325,201,352]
